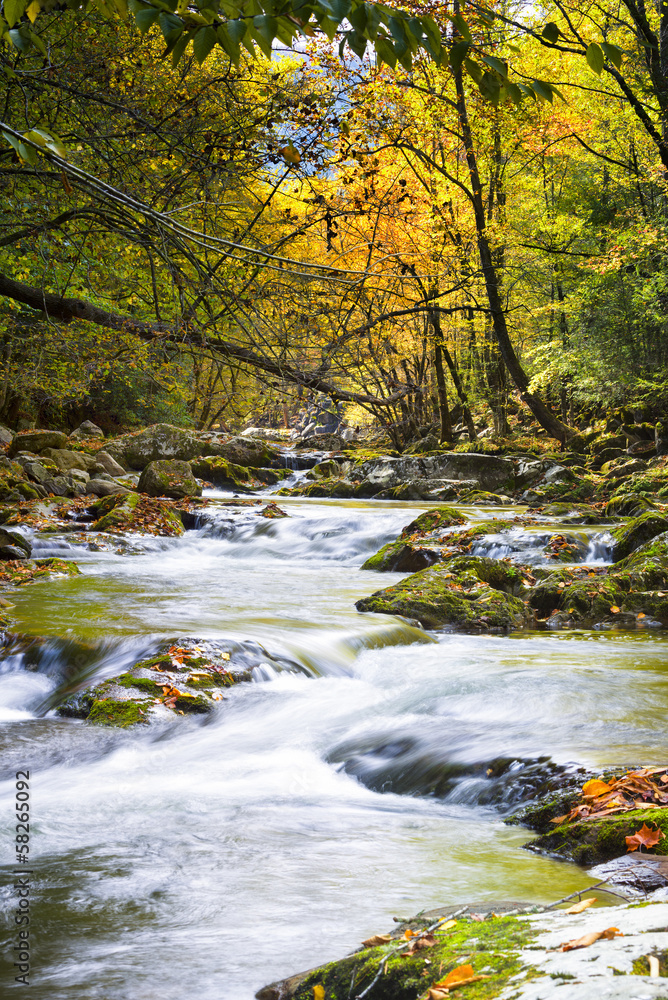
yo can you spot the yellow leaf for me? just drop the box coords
[26,0,40,22]
[565,897,597,914]
[313,987,325,1000]
[437,919,457,931]
[610,605,620,613]
[280,144,301,165]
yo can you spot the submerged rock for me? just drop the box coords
[356,557,534,631]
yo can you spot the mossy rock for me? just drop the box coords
[190,456,254,489]
[138,459,202,499]
[613,531,668,589]
[283,913,533,1000]
[611,511,668,561]
[296,478,357,498]
[605,495,659,518]
[356,557,533,631]
[458,490,513,505]
[361,541,442,573]
[90,492,184,536]
[87,697,151,727]
[527,569,624,623]
[527,808,668,864]
[361,507,467,571]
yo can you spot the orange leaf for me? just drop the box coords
[626,823,666,853]
[583,779,612,797]
[559,927,622,951]
[565,897,597,914]
[610,605,621,613]
[435,965,476,988]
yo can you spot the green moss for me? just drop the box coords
[190,456,254,489]
[356,557,533,631]
[171,692,212,713]
[87,697,150,727]
[528,808,668,864]
[291,914,534,1000]
[632,953,668,976]
[611,511,668,561]
[92,492,140,530]
[401,507,466,535]
[116,674,163,695]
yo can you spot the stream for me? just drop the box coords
[2,496,668,999]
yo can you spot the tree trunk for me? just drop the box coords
[433,339,453,443]
[451,49,574,444]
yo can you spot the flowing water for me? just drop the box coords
[1,497,667,999]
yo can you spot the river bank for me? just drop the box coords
[1,421,668,998]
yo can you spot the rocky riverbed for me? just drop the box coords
[1,418,668,999]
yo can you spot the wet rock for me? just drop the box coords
[92,450,126,477]
[138,459,202,499]
[525,807,668,865]
[0,527,31,560]
[8,429,68,457]
[356,556,534,631]
[588,853,668,892]
[105,423,201,469]
[611,511,668,561]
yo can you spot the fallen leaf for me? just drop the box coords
[610,605,621,613]
[582,778,612,797]
[432,962,491,992]
[559,927,622,951]
[436,919,457,931]
[361,934,392,948]
[648,955,660,977]
[313,986,325,1000]
[626,823,666,852]
[565,897,597,914]
[401,933,437,955]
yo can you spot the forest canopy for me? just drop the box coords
[0,0,666,445]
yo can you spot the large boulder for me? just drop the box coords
[85,480,131,498]
[0,425,12,446]
[356,557,533,631]
[200,434,280,469]
[0,527,31,560]
[105,424,201,470]
[138,460,202,499]
[41,448,95,472]
[8,429,68,457]
[357,452,514,492]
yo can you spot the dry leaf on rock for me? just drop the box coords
[361,934,392,948]
[626,823,666,852]
[564,897,597,914]
[401,933,436,956]
[312,986,325,1000]
[430,962,491,993]
[559,927,622,951]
